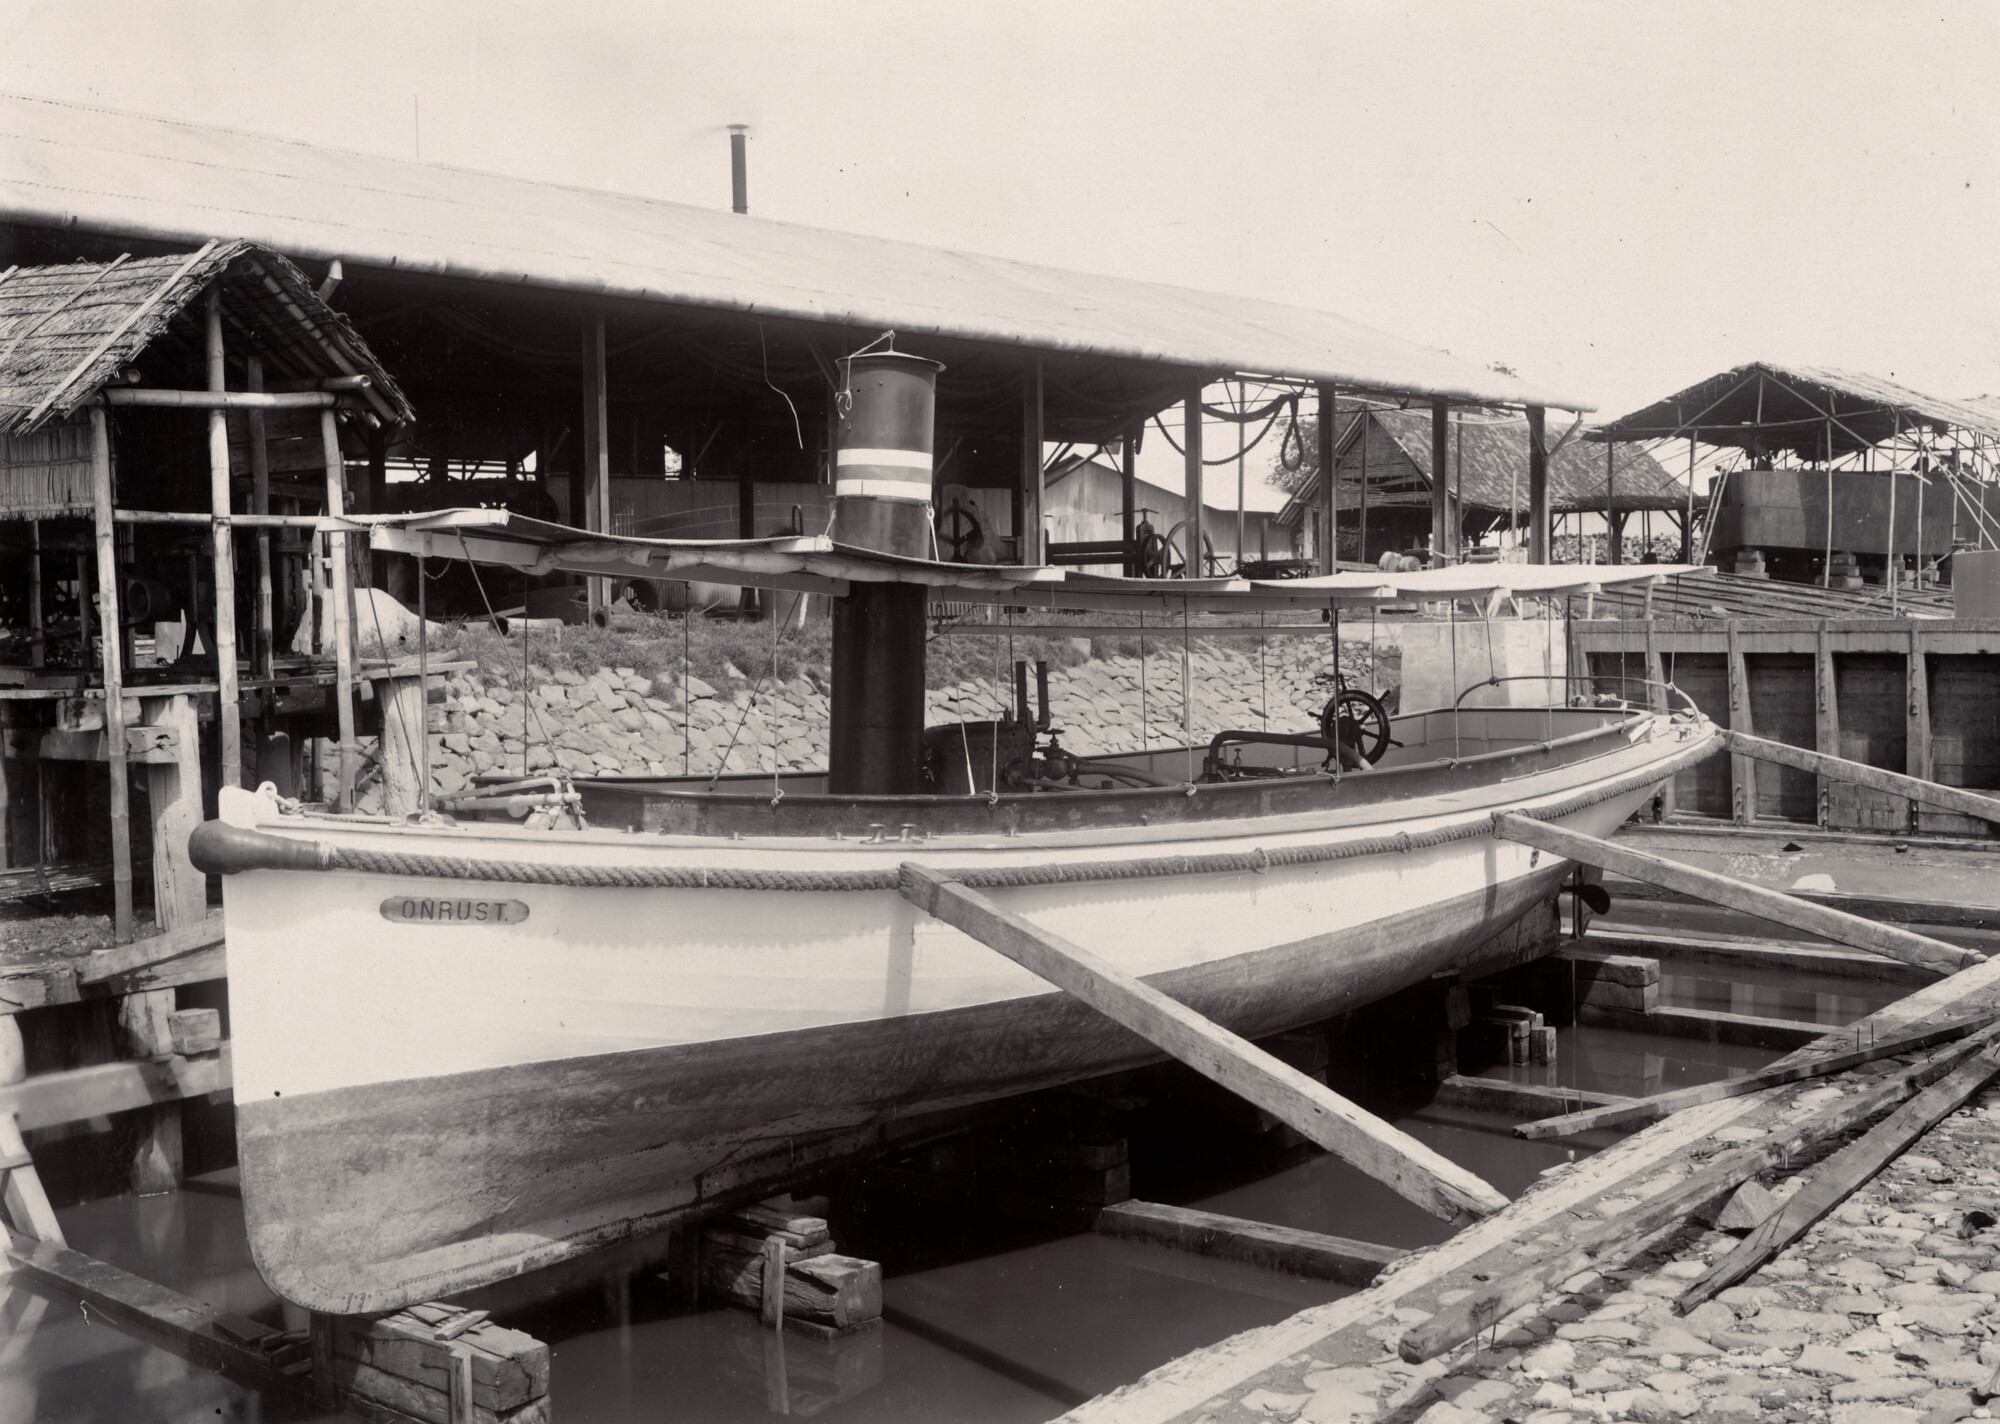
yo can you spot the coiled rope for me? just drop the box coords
[298,734,1711,894]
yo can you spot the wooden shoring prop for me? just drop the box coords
[1516,1009,1998,1140]
[897,863,1509,1225]
[1397,1021,2000,1363]
[88,405,134,942]
[205,286,243,790]
[1491,813,1981,977]
[1096,1201,1404,1287]
[320,408,359,810]
[1673,1037,2000,1314]
[0,1017,64,1245]
[1721,728,2000,826]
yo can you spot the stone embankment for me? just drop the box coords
[345,640,1392,811]
[1153,1086,2000,1424]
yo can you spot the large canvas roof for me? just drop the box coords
[0,94,1587,412]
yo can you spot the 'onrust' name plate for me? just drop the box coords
[381,896,530,925]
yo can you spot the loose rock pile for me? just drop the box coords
[1196,1085,2000,1424]
[344,639,1394,810]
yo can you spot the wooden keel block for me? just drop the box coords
[897,862,1511,1225]
[1492,812,1981,976]
[700,1240,883,1329]
[319,1307,550,1420]
[167,1008,221,1056]
[1095,1201,1405,1287]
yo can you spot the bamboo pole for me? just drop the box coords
[27,521,42,668]
[247,356,275,679]
[320,409,358,811]
[88,407,133,943]
[1492,813,1980,975]
[204,287,242,790]
[101,388,343,410]
[898,862,1510,1224]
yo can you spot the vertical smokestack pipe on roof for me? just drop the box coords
[729,125,749,214]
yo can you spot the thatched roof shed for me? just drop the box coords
[1278,405,1683,529]
[0,239,412,438]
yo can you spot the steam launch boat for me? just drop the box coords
[193,349,1719,1314]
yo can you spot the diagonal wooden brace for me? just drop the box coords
[1720,729,2000,826]
[897,862,1509,1225]
[1492,813,1981,977]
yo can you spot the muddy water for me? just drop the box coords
[5,964,1875,1424]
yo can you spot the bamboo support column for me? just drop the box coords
[246,356,275,677]
[320,410,358,811]
[28,522,43,667]
[89,407,133,943]
[204,287,242,789]
[1317,382,1338,575]
[1527,406,1550,564]
[1429,398,1451,563]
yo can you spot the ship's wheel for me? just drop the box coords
[1320,687,1392,766]
[937,503,984,562]
[1135,528,1171,578]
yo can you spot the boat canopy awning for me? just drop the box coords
[362,507,1710,614]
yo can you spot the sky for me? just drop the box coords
[3,0,1995,506]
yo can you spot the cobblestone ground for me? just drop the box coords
[1186,1087,2000,1424]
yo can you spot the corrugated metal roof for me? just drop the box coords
[1591,361,2000,453]
[0,239,414,434]
[0,93,1588,412]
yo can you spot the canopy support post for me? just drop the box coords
[1120,423,1138,575]
[205,286,242,790]
[1317,382,1338,575]
[1183,382,1203,575]
[1020,360,1044,565]
[582,306,611,617]
[89,407,133,944]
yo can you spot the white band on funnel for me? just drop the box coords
[836,478,934,501]
[836,447,932,470]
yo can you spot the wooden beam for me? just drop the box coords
[0,1109,65,1243]
[1813,625,1837,827]
[1121,425,1138,575]
[897,863,1509,1224]
[1491,813,1981,976]
[1722,728,2000,825]
[320,409,358,811]
[247,355,275,679]
[1580,926,1937,986]
[5,1236,298,1388]
[1516,1010,1997,1139]
[1398,1023,2000,1362]
[1095,1200,1404,1287]
[581,307,610,615]
[88,406,133,943]
[205,286,242,791]
[142,695,205,929]
[77,911,224,984]
[1726,621,1754,824]
[0,1046,230,1132]
[1908,627,1931,834]
[1674,1037,2000,1313]
[1432,1075,1628,1119]
[1430,398,1451,562]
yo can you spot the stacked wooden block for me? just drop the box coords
[698,1201,883,1338]
[1564,949,1661,1029]
[310,1303,550,1424]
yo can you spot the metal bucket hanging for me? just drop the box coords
[831,346,944,558]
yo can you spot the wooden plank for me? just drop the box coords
[1095,1200,1405,1286]
[0,1046,230,1132]
[898,863,1509,1224]
[1492,813,1981,976]
[1720,728,2000,826]
[1643,1004,1826,1051]
[1398,1023,2000,1363]
[1432,1075,1628,1119]
[5,1236,293,1387]
[1517,1009,1997,1139]
[34,726,180,764]
[78,911,225,984]
[1674,1038,2000,1312]
[1580,925,1936,986]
